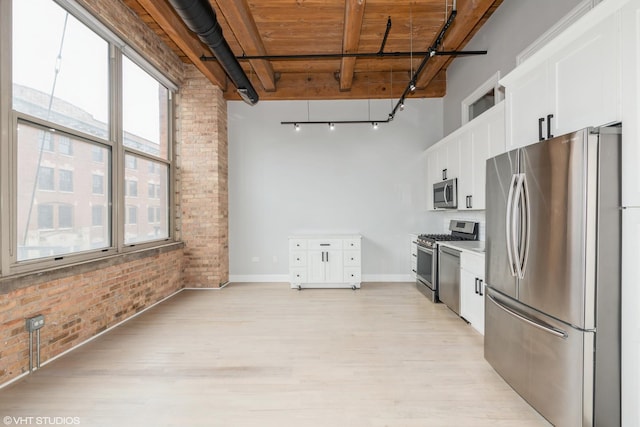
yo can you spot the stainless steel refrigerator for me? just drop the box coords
[484,126,621,427]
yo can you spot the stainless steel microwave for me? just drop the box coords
[433,178,457,209]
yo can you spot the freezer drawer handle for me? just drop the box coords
[488,294,567,339]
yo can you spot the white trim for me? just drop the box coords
[0,287,184,390]
[229,274,290,283]
[516,0,598,65]
[229,274,415,283]
[363,274,414,282]
[461,71,502,125]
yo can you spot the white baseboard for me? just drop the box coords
[228,274,289,283]
[229,274,414,283]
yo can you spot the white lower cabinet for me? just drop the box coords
[459,251,485,335]
[409,234,418,280]
[289,235,361,289]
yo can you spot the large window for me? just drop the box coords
[5,0,174,270]
[16,123,111,261]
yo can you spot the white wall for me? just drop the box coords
[443,0,583,135]
[228,98,443,282]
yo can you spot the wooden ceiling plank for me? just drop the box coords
[134,0,228,88]
[215,0,277,92]
[224,70,445,101]
[415,0,497,89]
[339,0,366,91]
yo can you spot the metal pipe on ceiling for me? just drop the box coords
[167,0,259,105]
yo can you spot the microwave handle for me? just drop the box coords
[443,183,449,205]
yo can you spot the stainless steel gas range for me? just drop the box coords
[415,220,478,302]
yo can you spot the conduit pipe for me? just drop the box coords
[167,0,259,105]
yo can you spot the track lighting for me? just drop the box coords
[399,102,405,111]
[372,122,379,129]
[329,123,335,130]
[294,123,300,131]
[409,82,416,92]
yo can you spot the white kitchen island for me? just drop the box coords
[288,235,362,289]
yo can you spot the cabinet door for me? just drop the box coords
[458,131,473,210]
[460,268,477,323]
[622,2,640,207]
[307,250,326,282]
[426,148,438,210]
[550,12,621,137]
[505,66,551,150]
[324,250,344,283]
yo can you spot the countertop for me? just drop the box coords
[438,240,485,255]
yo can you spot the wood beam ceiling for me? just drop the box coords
[134,0,227,89]
[339,0,366,92]
[416,0,496,89]
[214,0,277,92]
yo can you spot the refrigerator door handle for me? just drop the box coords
[488,294,568,339]
[513,173,531,279]
[505,174,518,277]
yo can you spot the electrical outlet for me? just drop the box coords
[26,314,45,332]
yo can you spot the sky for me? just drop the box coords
[12,0,163,144]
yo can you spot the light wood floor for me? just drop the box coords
[0,283,550,427]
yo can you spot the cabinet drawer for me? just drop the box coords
[343,250,361,266]
[290,268,307,283]
[289,239,307,250]
[461,252,484,277]
[344,267,361,283]
[289,251,307,267]
[343,238,361,250]
[308,239,343,250]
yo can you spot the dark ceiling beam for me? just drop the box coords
[339,0,366,91]
[415,0,497,89]
[214,0,277,92]
[134,0,227,88]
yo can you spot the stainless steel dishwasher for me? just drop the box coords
[438,246,461,315]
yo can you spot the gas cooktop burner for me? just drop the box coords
[416,221,480,247]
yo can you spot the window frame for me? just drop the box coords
[461,71,504,125]
[0,0,177,276]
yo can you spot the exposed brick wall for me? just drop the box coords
[177,65,229,287]
[0,248,183,385]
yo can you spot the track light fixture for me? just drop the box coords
[294,123,300,131]
[372,122,379,129]
[329,122,335,130]
[281,120,389,129]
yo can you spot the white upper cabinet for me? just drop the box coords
[621,0,640,207]
[502,7,622,150]
[459,103,505,211]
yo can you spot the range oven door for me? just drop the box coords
[416,244,437,302]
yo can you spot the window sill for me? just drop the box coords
[0,241,184,295]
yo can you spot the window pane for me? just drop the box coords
[17,122,111,261]
[122,56,169,159]
[92,174,104,195]
[469,88,496,121]
[124,155,169,244]
[59,169,73,192]
[12,0,109,139]
[92,205,104,227]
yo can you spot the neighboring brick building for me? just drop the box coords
[0,0,229,385]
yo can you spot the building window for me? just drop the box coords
[126,206,137,225]
[92,205,104,227]
[59,169,73,192]
[39,133,54,152]
[92,145,104,163]
[125,155,137,170]
[92,174,104,195]
[37,204,54,229]
[37,166,55,191]
[125,180,138,197]
[58,136,73,156]
[58,204,73,229]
